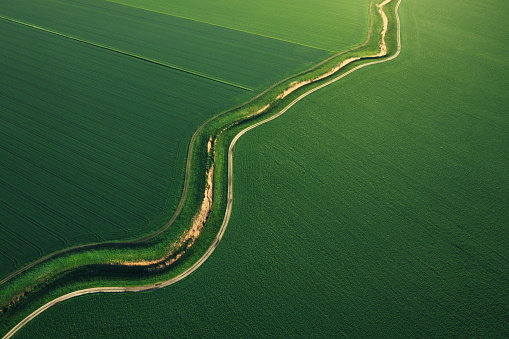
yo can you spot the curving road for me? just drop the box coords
[2,1,401,337]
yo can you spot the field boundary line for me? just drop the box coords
[0,15,253,92]
[2,1,401,337]
[104,0,336,53]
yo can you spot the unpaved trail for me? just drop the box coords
[376,0,392,56]
[0,1,377,291]
[2,1,401,337]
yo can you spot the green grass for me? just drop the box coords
[0,0,332,91]
[107,0,371,52]
[12,0,509,337]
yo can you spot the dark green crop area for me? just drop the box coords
[0,0,332,91]
[0,18,250,280]
[15,0,509,337]
[108,0,371,52]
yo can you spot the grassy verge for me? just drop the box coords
[0,0,399,335]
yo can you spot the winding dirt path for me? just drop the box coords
[0,0,377,291]
[2,1,401,337]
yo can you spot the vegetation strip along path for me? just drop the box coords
[0,15,253,91]
[2,0,401,337]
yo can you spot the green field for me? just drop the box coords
[0,0,352,282]
[108,0,370,52]
[13,0,509,337]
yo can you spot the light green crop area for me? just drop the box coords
[15,0,509,337]
[107,0,371,52]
